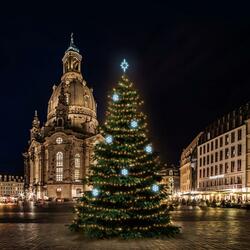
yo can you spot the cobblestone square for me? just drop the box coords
[0,204,249,249]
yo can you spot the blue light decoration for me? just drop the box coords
[112,93,120,102]
[121,168,129,176]
[151,184,159,193]
[92,188,100,197]
[144,144,153,154]
[120,59,129,73]
[105,135,113,144]
[130,119,138,129]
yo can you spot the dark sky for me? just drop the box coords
[1,2,250,175]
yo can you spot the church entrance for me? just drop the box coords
[56,188,62,198]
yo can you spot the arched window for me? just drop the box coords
[74,153,80,181]
[56,152,63,181]
[56,152,63,166]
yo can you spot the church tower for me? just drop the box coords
[24,35,100,200]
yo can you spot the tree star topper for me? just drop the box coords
[120,59,129,73]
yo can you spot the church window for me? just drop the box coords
[56,152,63,181]
[72,58,79,71]
[56,167,63,182]
[74,153,80,181]
[56,152,63,166]
[56,137,63,144]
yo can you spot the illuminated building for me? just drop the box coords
[160,164,180,195]
[186,103,250,201]
[180,133,203,193]
[23,34,100,200]
[0,175,24,197]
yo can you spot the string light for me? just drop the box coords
[70,67,179,239]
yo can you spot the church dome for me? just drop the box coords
[47,80,96,119]
[46,35,98,133]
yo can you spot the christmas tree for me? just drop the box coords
[70,59,180,238]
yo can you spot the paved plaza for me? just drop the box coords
[0,204,249,249]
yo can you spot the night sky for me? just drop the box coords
[1,2,250,175]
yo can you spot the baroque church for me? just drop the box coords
[23,34,100,200]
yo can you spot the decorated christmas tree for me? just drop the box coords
[70,60,180,238]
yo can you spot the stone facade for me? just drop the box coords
[23,35,100,200]
[160,164,180,195]
[180,132,203,193]
[181,102,250,201]
[0,175,24,197]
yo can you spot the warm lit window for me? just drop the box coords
[66,94,70,104]
[56,152,63,166]
[74,153,81,181]
[56,152,63,181]
[56,137,63,144]
[56,167,63,181]
[75,169,80,181]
